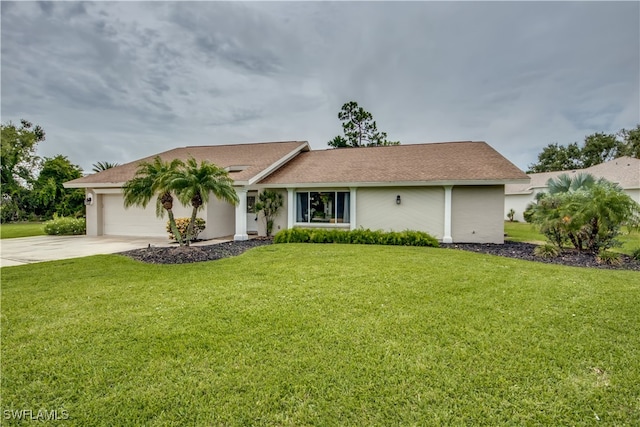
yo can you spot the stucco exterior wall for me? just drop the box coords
[356,187,445,238]
[205,198,235,239]
[256,189,288,237]
[504,193,534,223]
[452,186,504,243]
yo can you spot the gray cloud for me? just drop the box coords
[1,1,638,173]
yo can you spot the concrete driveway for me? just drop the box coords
[0,235,178,267]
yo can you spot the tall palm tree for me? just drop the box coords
[172,157,239,245]
[122,156,185,245]
[92,161,120,173]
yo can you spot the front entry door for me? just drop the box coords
[246,192,258,234]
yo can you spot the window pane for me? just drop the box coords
[296,192,308,222]
[336,192,349,223]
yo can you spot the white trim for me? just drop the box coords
[254,179,527,189]
[349,187,357,230]
[234,188,249,241]
[287,188,295,229]
[293,222,350,229]
[247,142,310,185]
[443,185,453,243]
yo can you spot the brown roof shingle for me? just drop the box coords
[259,141,528,185]
[65,141,309,187]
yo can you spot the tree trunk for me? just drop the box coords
[185,194,202,246]
[166,209,183,246]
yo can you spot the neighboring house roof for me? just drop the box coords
[65,141,310,188]
[259,141,529,186]
[505,156,640,195]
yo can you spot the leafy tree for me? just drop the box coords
[527,142,582,173]
[528,173,639,253]
[618,125,640,158]
[92,161,120,173]
[122,157,186,246]
[1,119,45,191]
[31,155,85,219]
[527,126,640,173]
[580,132,620,168]
[172,157,238,245]
[1,120,46,222]
[255,190,284,237]
[328,101,399,148]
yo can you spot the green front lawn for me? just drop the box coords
[0,222,45,239]
[505,221,640,255]
[2,245,639,425]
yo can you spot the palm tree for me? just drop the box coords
[547,172,595,195]
[92,161,120,173]
[122,156,186,245]
[172,157,238,245]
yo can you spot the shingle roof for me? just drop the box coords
[65,141,309,187]
[505,156,640,194]
[259,141,528,185]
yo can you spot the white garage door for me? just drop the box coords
[102,194,173,237]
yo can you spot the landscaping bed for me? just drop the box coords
[445,241,640,271]
[121,238,640,270]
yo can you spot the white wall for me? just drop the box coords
[356,187,445,238]
[205,198,235,239]
[256,189,288,237]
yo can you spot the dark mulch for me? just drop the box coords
[119,238,274,265]
[443,241,640,271]
[120,238,639,271]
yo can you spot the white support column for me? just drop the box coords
[349,187,357,230]
[287,188,295,229]
[234,188,249,241]
[443,185,453,243]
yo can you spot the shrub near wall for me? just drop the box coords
[43,215,86,235]
[274,228,439,247]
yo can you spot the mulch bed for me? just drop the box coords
[443,241,640,271]
[120,238,274,265]
[120,239,639,271]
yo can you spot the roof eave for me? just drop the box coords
[255,178,530,189]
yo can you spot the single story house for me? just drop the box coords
[65,140,529,244]
[505,156,640,222]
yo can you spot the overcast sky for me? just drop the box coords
[2,1,638,174]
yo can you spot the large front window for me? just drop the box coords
[296,191,350,224]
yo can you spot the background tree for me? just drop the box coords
[92,161,120,173]
[31,155,85,219]
[172,157,238,245]
[580,132,620,168]
[527,142,582,173]
[254,190,283,237]
[328,101,400,148]
[618,125,640,158]
[1,120,46,222]
[122,157,186,246]
[527,125,639,173]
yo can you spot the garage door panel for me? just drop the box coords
[102,194,191,237]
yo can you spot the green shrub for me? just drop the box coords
[273,228,439,248]
[167,218,205,242]
[534,243,560,259]
[631,247,640,261]
[43,215,86,235]
[596,250,622,266]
